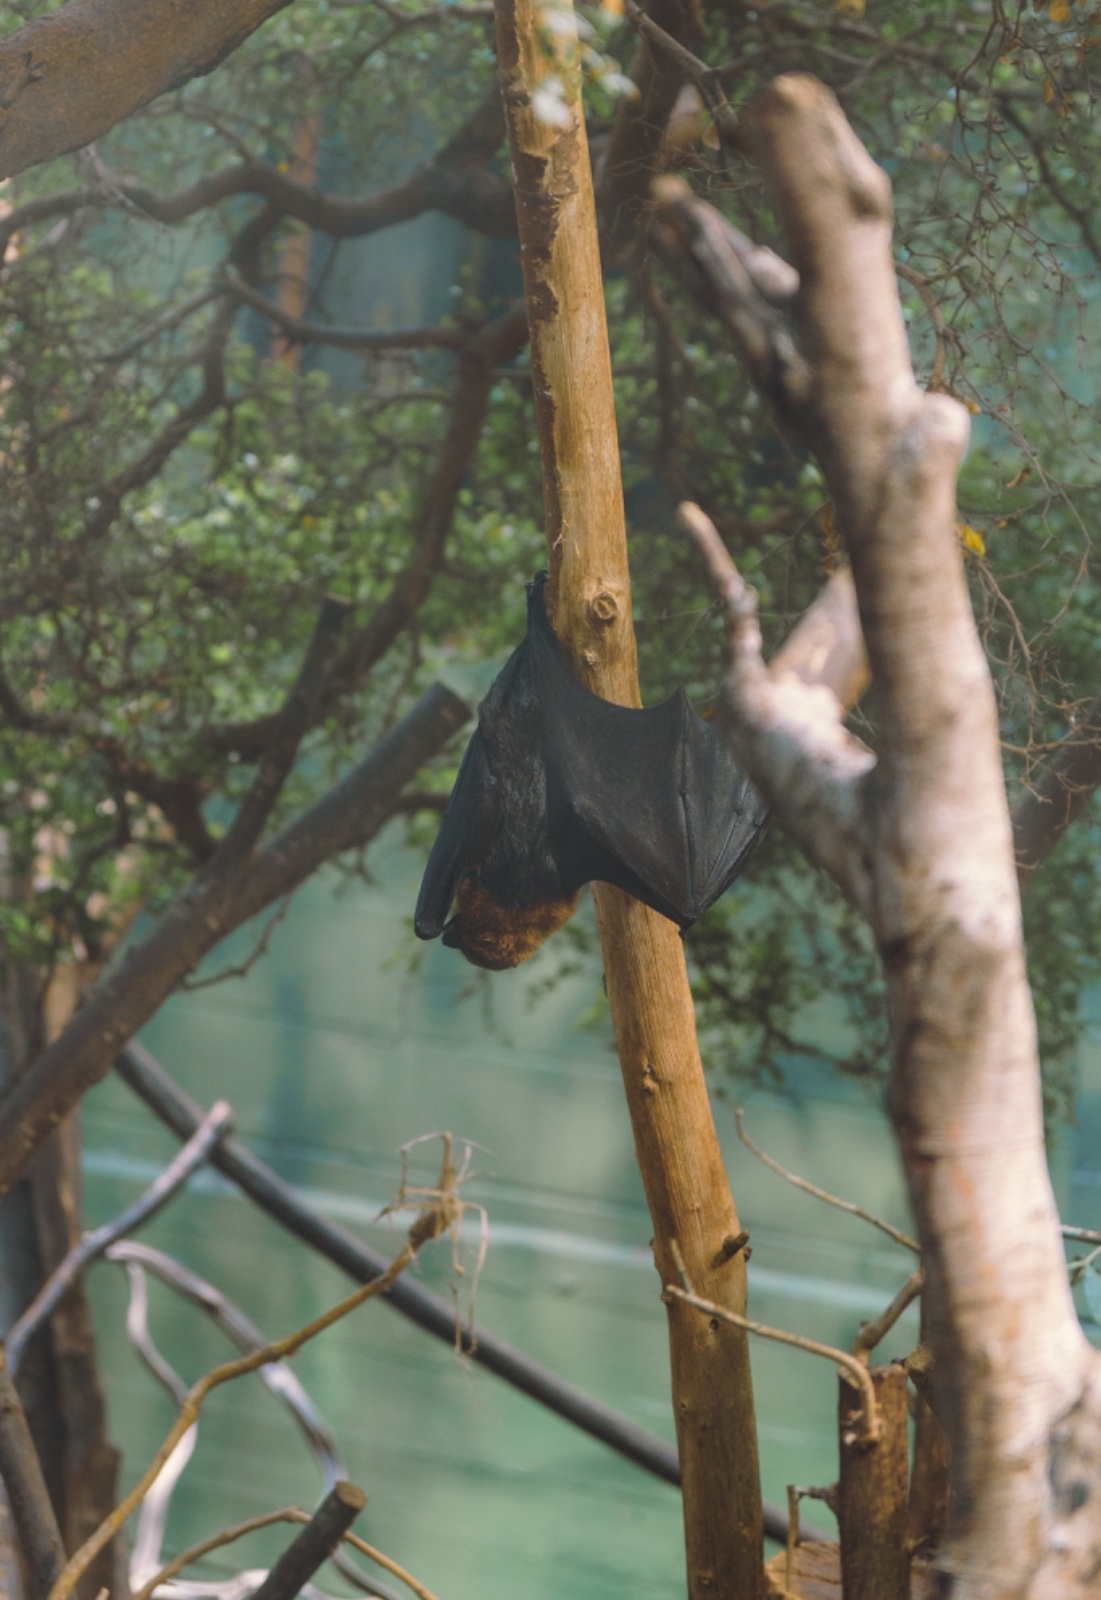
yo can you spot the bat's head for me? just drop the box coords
[442,878,579,970]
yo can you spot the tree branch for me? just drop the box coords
[223,268,468,351]
[689,73,1098,1590]
[206,301,528,762]
[0,86,514,254]
[248,1482,366,1600]
[0,0,294,181]
[0,682,470,1198]
[680,501,875,910]
[214,595,349,869]
[5,1101,233,1376]
[0,1351,66,1600]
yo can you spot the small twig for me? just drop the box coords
[1063,1223,1101,1246]
[734,1109,920,1254]
[0,1350,66,1600]
[132,1506,305,1600]
[666,1245,881,1443]
[5,1100,233,1375]
[249,1481,366,1600]
[223,266,468,351]
[623,0,739,145]
[852,1269,925,1363]
[342,1527,446,1600]
[178,894,294,991]
[214,594,350,868]
[47,1235,422,1600]
[895,262,949,390]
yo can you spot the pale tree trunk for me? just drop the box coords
[493,0,766,1593]
[689,74,1101,1598]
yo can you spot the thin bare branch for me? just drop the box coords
[623,0,738,144]
[663,1262,881,1444]
[223,267,468,351]
[342,1528,446,1600]
[48,1235,423,1600]
[249,1481,366,1600]
[0,683,471,1198]
[214,595,349,867]
[5,1100,233,1375]
[852,1270,925,1364]
[734,1108,920,1254]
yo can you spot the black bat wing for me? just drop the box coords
[528,581,767,928]
[413,729,499,939]
[413,574,767,966]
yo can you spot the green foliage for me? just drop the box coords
[2,0,1100,1117]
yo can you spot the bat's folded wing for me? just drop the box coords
[530,603,766,927]
[413,731,498,939]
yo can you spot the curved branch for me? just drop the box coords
[206,300,528,762]
[0,682,471,1198]
[0,86,514,258]
[0,0,294,182]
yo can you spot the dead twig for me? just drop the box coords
[132,1506,305,1600]
[47,1228,425,1600]
[852,1269,925,1364]
[623,0,739,145]
[343,1527,446,1600]
[734,1109,920,1254]
[5,1100,234,1375]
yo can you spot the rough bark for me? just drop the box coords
[0,1350,65,1600]
[837,1364,909,1600]
[494,3,765,1594]
[0,0,293,181]
[690,74,1101,1597]
[0,684,470,1200]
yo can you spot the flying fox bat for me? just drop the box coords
[414,573,767,970]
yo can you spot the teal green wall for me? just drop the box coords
[80,828,1088,1598]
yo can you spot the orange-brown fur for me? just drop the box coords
[447,880,579,970]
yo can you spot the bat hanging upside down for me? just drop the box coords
[414,573,768,970]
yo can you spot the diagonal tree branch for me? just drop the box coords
[0,682,471,1199]
[223,269,468,351]
[681,502,875,910]
[213,595,349,870]
[0,0,295,182]
[206,301,528,763]
[0,87,514,258]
